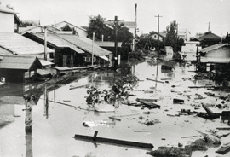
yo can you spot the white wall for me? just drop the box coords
[0,13,14,32]
[76,28,88,38]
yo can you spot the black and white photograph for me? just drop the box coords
[0,0,230,156]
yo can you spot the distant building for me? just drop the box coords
[198,32,221,47]
[181,41,202,61]
[0,4,16,32]
[52,21,88,38]
[150,32,166,42]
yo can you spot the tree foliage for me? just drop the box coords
[165,20,184,52]
[88,14,133,44]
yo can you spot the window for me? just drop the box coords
[84,57,96,62]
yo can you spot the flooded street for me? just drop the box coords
[1,60,230,157]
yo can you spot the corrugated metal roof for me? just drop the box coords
[200,44,228,53]
[57,34,112,56]
[0,33,54,55]
[26,32,84,54]
[0,55,42,70]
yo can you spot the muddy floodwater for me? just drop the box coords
[1,60,230,157]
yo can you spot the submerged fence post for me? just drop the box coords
[44,84,49,119]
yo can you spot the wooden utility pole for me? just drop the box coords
[92,32,95,66]
[114,16,118,71]
[133,3,137,52]
[44,26,47,61]
[154,14,162,89]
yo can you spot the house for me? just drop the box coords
[0,4,17,32]
[0,55,44,83]
[150,32,166,42]
[23,32,112,67]
[14,14,22,33]
[0,32,54,59]
[23,32,84,67]
[181,41,202,61]
[57,34,112,67]
[52,21,88,38]
[104,20,136,35]
[197,44,230,75]
[198,32,221,47]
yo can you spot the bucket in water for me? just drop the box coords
[1,77,5,83]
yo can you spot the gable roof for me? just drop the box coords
[0,5,17,14]
[198,32,221,41]
[0,32,54,55]
[56,34,112,56]
[151,32,166,38]
[0,55,42,70]
[200,44,229,53]
[24,32,84,54]
[52,21,87,32]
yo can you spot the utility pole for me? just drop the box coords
[133,3,137,52]
[44,26,47,61]
[154,14,162,89]
[114,16,118,71]
[208,22,210,32]
[92,32,95,66]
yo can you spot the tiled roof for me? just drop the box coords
[0,55,42,70]
[0,33,54,55]
[198,32,221,41]
[57,34,112,56]
[25,32,84,54]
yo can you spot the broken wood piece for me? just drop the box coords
[140,101,160,109]
[74,134,153,149]
[173,98,184,104]
[146,78,164,84]
[216,127,230,130]
[136,98,158,102]
[202,105,212,114]
[108,117,121,121]
[216,146,230,154]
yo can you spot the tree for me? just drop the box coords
[165,20,184,52]
[88,14,133,43]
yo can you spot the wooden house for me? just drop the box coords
[0,55,43,83]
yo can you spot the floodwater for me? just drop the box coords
[0,60,230,157]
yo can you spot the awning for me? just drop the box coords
[39,60,55,66]
[100,55,109,61]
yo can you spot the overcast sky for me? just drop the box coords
[1,0,230,37]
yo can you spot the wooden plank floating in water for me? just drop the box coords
[139,101,160,109]
[74,133,153,149]
[216,127,230,130]
[146,78,164,84]
[216,146,230,154]
[188,86,215,89]
[136,98,158,102]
